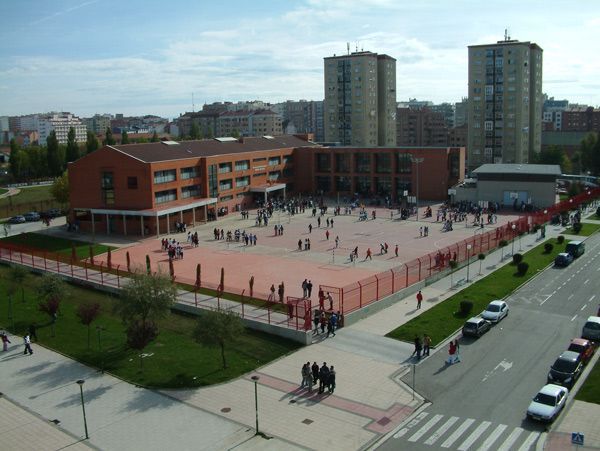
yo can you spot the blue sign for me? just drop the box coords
[571,432,584,446]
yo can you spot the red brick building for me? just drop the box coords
[69,134,464,236]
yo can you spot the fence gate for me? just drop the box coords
[285,296,312,330]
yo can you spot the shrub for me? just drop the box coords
[512,253,523,264]
[544,243,554,254]
[557,235,565,244]
[573,222,583,234]
[499,239,508,248]
[532,224,540,233]
[517,262,529,275]
[459,300,473,316]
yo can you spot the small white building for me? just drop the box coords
[38,112,87,144]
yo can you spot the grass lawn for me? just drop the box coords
[0,232,114,260]
[0,188,8,196]
[386,238,567,347]
[0,185,54,208]
[0,265,301,388]
[564,222,600,236]
[575,358,600,404]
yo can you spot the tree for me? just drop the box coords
[104,127,116,145]
[150,131,159,142]
[86,131,99,153]
[46,130,62,177]
[449,260,458,288]
[9,138,22,181]
[580,132,600,175]
[76,302,101,348]
[206,126,214,139]
[193,310,244,369]
[8,265,28,303]
[190,121,200,140]
[37,273,68,337]
[66,127,80,163]
[499,239,508,261]
[127,320,158,370]
[231,129,240,139]
[121,130,130,144]
[534,145,572,173]
[478,253,485,275]
[51,170,70,207]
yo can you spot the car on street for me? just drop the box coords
[567,338,595,364]
[566,240,585,258]
[41,208,62,218]
[8,215,26,224]
[462,317,491,337]
[481,300,509,323]
[582,316,600,341]
[527,384,569,422]
[547,350,583,388]
[23,211,41,221]
[554,252,574,267]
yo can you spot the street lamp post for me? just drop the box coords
[251,375,260,435]
[511,224,516,256]
[411,157,424,221]
[76,380,89,440]
[466,244,472,282]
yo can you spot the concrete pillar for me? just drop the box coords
[156,215,159,237]
[204,205,207,222]
[167,213,170,234]
[180,210,183,224]
[192,207,196,226]
[123,214,127,235]
[141,216,144,237]
[106,214,110,234]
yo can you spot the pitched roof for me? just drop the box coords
[472,164,561,176]
[109,135,317,163]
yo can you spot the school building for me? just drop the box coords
[68,134,465,236]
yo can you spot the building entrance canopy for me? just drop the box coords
[249,183,286,203]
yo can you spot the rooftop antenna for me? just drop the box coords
[192,93,195,113]
[347,42,350,55]
[504,28,510,41]
[355,41,359,52]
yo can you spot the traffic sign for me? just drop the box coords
[572,432,584,446]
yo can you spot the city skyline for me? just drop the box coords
[1,0,599,118]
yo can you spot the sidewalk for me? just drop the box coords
[1,211,596,450]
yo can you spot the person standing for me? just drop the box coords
[423,334,431,357]
[330,312,338,336]
[1,332,11,351]
[23,334,33,355]
[302,279,308,298]
[311,362,320,385]
[335,236,339,248]
[411,335,421,359]
[328,366,336,393]
[319,362,330,394]
[320,312,327,334]
[416,290,423,309]
[325,230,330,240]
[447,341,456,365]
[307,280,313,298]
[366,248,372,260]
[308,223,312,233]
[453,339,461,363]
[313,310,321,335]
[327,292,334,310]
[395,244,399,257]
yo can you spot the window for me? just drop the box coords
[220,195,233,202]
[208,164,218,197]
[485,121,494,131]
[219,179,232,191]
[375,153,391,173]
[315,153,331,172]
[235,176,250,187]
[396,153,412,173]
[155,189,176,204]
[101,171,114,205]
[154,169,176,184]
[181,185,200,198]
[268,171,280,182]
[218,162,232,174]
[127,176,138,189]
[235,160,249,171]
[268,156,281,166]
[253,157,266,163]
[180,167,198,180]
[355,153,371,173]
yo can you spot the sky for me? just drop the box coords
[1,0,599,119]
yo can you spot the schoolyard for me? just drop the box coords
[94,204,522,301]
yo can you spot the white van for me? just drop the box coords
[582,316,600,341]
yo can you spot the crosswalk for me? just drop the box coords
[391,411,540,450]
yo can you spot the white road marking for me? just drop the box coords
[590,295,596,303]
[441,418,475,448]
[540,294,552,305]
[423,416,459,445]
[568,294,574,300]
[477,424,507,451]
[408,414,443,442]
[581,304,588,311]
[517,431,540,451]
[457,421,492,451]
[393,428,409,439]
[571,314,578,322]
[482,360,513,382]
[393,412,428,438]
[584,279,590,285]
[497,427,524,451]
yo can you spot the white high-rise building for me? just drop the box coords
[38,112,87,144]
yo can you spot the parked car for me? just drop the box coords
[23,211,41,221]
[547,350,583,388]
[527,384,569,422]
[41,208,62,218]
[481,300,509,323]
[8,215,26,224]
[462,317,491,337]
[567,338,595,364]
[554,252,574,267]
[566,240,585,258]
[582,316,600,341]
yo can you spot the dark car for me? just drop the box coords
[547,351,583,388]
[41,208,63,218]
[567,338,595,364]
[462,317,491,338]
[23,211,41,221]
[8,215,26,224]
[554,253,574,267]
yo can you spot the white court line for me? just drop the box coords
[457,421,492,451]
[424,416,459,445]
[497,427,524,451]
[571,314,578,322]
[584,279,590,285]
[568,294,574,300]
[590,295,596,303]
[477,424,507,451]
[581,304,588,311]
[408,414,443,442]
[441,418,475,448]
[517,431,540,451]
[540,295,552,305]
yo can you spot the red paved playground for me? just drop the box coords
[95,205,521,303]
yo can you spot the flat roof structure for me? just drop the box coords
[473,164,561,176]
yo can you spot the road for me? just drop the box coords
[2,216,66,237]
[377,233,600,451]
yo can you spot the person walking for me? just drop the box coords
[326,316,334,338]
[302,279,308,298]
[411,335,422,360]
[308,224,312,233]
[311,361,320,385]
[320,313,327,334]
[395,244,399,257]
[1,332,11,351]
[330,312,338,336]
[446,341,457,365]
[325,230,330,240]
[328,366,336,393]
[453,339,461,363]
[327,292,334,310]
[366,248,372,260]
[335,236,339,248]
[319,362,330,394]
[307,280,313,298]
[313,310,321,335]
[416,290,423,309]
[423,334,431,357]
[23,334,33,355]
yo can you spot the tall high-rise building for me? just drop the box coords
[467,38,543,171]
[324,50,396,146]
[38,112,87,144]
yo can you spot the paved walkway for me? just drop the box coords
[1,206,598,450]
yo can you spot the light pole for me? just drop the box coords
[8,294,14,330]
[251,375,260,436]
[466,244,472,282]
[97,326,106,373]
[511,224,516,256]
[76,380,89,439]
[411,157,424,221]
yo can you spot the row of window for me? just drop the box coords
[155,185,202,204]
[315,153,414,174]
[154,167,198,184]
